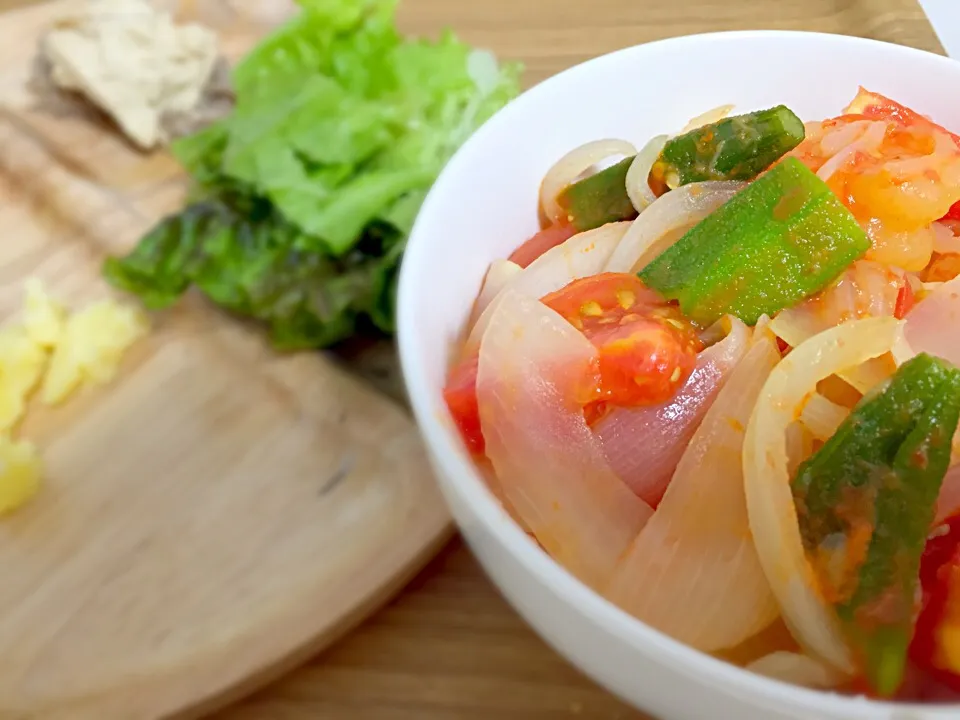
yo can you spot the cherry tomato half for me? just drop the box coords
[541,273,701,412]
[507,223,577,269]
[910,513,960,692]
[442,273,701,454]
[443,354,483,455]
[895,280,916,319]
[944,202,960,222]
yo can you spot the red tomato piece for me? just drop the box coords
[943,201,960,222]
[443,273,702,452]
[541,273,702,413]
[910,513,960,692]
[507,223,577,269]
[442,354,484,455]
[895,280,916,319]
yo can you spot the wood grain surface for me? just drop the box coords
[0,2,451,719]
[0,0,944,719]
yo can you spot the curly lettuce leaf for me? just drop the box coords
[232,0,399,96]
[104,201,404,348]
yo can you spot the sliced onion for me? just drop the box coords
[502,221,628,306]
[540,139,637,224]
[626,135,668,212]
[747,652,847,690]
[473,260,521,320]
[678,104,735,134]
[933,222,960,254]
[768,308,824,349]
[463,290,509,360]
[469,221,631,334]
[754,313,773,336]
[604,181,744,274]
[461,259,523,348]
[606,332,781,652]
[770,262,910,392]
[715,619,800,667]
[744,316,904,672]
[857,261,905,318]
[840,354,899,393]
[905,273,960,367]
[785,421,815,480]
[921,281,944,300]
[770,261,902,350]
[594,317,750,505]
[891,329,917,366]
[476,456,531,532]
[817,122,887,183]
[799,394,848,441]
[819,120,874,156]
[477,291,653,590]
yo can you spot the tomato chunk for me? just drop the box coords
[443,272,701,453]
[910,513,960,692]
[507,223,577,269]
[443,354,483,455]
[542,273,702,413]
[895,280,915,319]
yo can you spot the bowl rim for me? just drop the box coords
[398,29,960,715]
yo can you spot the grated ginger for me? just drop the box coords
[0,279,148,516]
[0,436,42,516]
[22,277,66,349]
[41,0,221,150]
[42,298,148,405]
[0,326,47,433]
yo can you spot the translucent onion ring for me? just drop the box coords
[539,139,637,225]
[743,316,904,673]
[467,222,632,351]
[747,651,846,690]
[604,181,744,274]
[678,104,735,134]
[626,135,668,212]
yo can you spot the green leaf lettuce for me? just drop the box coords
[104,0,521,349]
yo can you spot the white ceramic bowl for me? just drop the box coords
[397,31,960,720]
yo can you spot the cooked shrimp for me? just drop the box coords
[788,89,960,272]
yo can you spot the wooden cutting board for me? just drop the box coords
[0,2,451,719]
